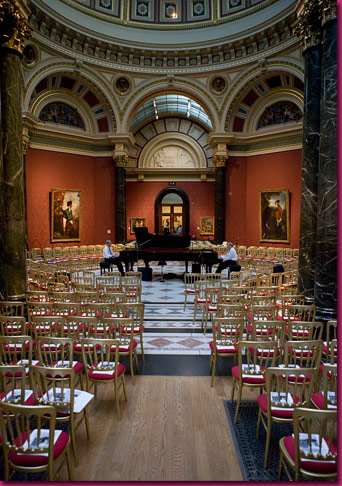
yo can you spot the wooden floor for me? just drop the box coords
[57,375,248,482]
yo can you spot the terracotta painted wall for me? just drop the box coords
[225,150,302,248]
[126,181,216,240]
[25,148,115,249]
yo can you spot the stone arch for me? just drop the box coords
[221,59,304,134]
[24,63,118,133]
[121,82,219,133]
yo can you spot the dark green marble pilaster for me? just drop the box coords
[115,165,127,244]
[298,45,322,304]
[0,47,26,300]
[314,17,337,318]
[215,166,226,244]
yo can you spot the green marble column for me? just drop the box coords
[114,155,127,244]
[213,155,227,244]
[294,0,322,304]
[314,4,337,319]
[0,47,27,299]
[0,1,31,300]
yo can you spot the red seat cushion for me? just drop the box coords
[89,362,125,380]
[258,393,299,418]
[311,392,326,410]
[9,430,70,467]
[209,341,238,353]
[282,435,337,475]
[232,365,266,384]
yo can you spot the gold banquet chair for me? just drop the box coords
[183,273,202,311]
[0,401,73,481]
[278,407,337,481]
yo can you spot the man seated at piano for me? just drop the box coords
[215,242,238,274]
[103,240,125,275]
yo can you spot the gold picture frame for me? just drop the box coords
[51,189,81,242]
[200,216,214,236]
[130,217,146,234]
[259,189,290,243]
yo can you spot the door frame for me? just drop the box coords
[154,188,190,236]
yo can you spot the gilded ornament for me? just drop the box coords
[114,154,128,167]
[293,0,322,50]
[212,154,227,168]
[0,0,32,52]
[319,0,337,25]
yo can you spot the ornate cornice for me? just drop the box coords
[0,0,32,52]
[27,4,299,74]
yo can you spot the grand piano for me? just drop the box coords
[120,227,218,273]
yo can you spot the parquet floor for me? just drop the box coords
[58,375,245,482]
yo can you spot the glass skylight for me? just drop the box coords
[130,95,213,131]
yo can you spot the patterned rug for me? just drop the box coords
[224,400,295,481]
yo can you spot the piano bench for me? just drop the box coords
[100,261,113,275]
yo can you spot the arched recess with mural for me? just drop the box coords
[154,188,190,236]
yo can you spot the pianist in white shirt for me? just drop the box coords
[103,240,125,275]
[215,242,238,274]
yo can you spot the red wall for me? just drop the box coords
[126,181,216,240]
[26,148,115,249]
[225,150,302,248]
[25,147,301,250]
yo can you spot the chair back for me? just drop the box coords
[326,339,337,365]
[48,291,75,303]
[96,275,122,292]
[251,295,277,307]
[237,341,277,382]
[202,273,222,286]
[31,316,64,339]
[285,304,317,322]
[287,321,323,341]
[0,364,28,404]
[216,303,245,319]
[251,304,279,322]
[284,340,323,369]
[0,301,25,317]
[47,281,68,293]
[0,401,57,470]
[99,292,127,304]
[251,320,285,345]
[26,302,53,324]
[125,271,142,283]
[52,302,81,318]
[26,290,50,303]
[184,273,202,291]
[72,283,95,293]
[321,364,337,409]
[35,336,74,368]
[265,367,317,415]
[212,318,244,349]
[30,364,75,417]
[64,316,96,342]
[81,337,121,380]
[0,335,33,365]
[292,407,337,480]
[81,302,113,319]
[0,316,27,336]
[73,291,99,304]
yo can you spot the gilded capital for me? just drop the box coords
[114,154,128,168]
[319,0,337,26]
[0,0,32,52]
[294,0,322,50]
[212,154,228,168]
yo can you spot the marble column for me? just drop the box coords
[295,3,322,302]
[0,0,32,300]
[114,155,127,244]
[213,155,227,244]
[314,4,337,318]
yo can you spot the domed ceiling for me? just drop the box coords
[29,0,297,48]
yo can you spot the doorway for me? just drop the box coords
[154,188,190,236]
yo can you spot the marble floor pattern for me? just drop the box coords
[139,262,211,355]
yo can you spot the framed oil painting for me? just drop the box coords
[130,217,145,234]
[259,189,290,243]
[51,189,81,242]
[200,216,214,236]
